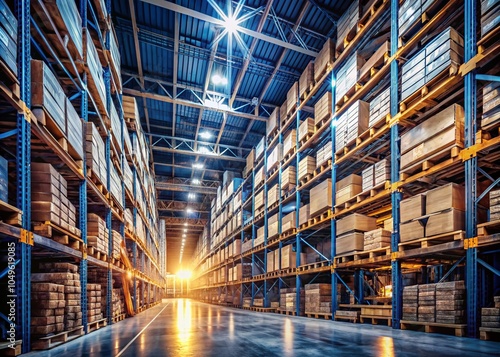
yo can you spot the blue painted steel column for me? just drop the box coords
[263,141,268,307]
[132,167,138,312]
[330,72,338,317]
[79,0,88,334]
[15,0,31,352]
[390,0,403,330]
[464,0,478,338]
[295,94,301,316]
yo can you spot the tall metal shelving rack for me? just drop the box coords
[0,1,166,353]
[190,0,500,339]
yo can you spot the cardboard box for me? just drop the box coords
[336,184,362,206]
[299,61,314,98]
[426,183,465,214]
[400,220,425,242]
[314,92,333,126]
[299,204,310,226]
[299,118,315,142]
[298,156,316,181]
[314,39,335,82]
[282,211,296,232]
[266,108,279,137]
[336,232,364,255]
[282,166,296,191]
[267,251,275,272]
[310,179,332,217]
[400,194,426,223]
[426,209,464,236]
[336,213,377,236]
[283,129,296,156]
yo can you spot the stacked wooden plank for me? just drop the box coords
[364,229,391,251]
[335,100,369,152]
[268,213,279,238]
[400,194,425,242]
[491,189,500,221]
[109,162,124,209]
[336,213,377,255]
[86,122,107,186]
[87,283,103,323]
[0,0,17,75]
[401,28,463,101]
[316,141,332,168]
[305,284,332,314]
[281,211,296,233]
[481,297,500,328]
[335,174,362,206]
[32,263,82,330]
[402,285,419,321]
[112,230,123,260]
[267,143,283,171]
[310,179,332,217]
[314,39,335,81]
[87,213,108,255]
[336,0,360,51]
[112,288,126,318]
[31,60,84,159]
[426,183,465,236]
[299,204,310,226]
[400,104,464,174]
[266,108,279,138]
[83,28,106,112]
[31,163,79,235]
[481,0,500,38]
[369,87,390,128]
[280,288,305,313]
[31,283,66,336]
[482,80,500,130]
[286,82,299,117]
[122,95,140,130]
[0,155,7,202]
[281,166,296,192]
[283,129,296,157]
[436,281,465,324]
[298,118,315,143]
[299,61,314,98]
[335,54,365,105]
[314,92,333,127]
[298,156,316,181]
[418,284,436,322]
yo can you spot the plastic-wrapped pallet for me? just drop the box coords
[335,53,365,103]
[335,100,369,152]
[110,101,122,153]
[109,162,124,209]
[0,155,7,202]
[480,0,500,37]
[481,81,500,130]
[86,122,107,186]
[84,29,106,111]
[336,0,360,49]
[0,0,17,75]
[369,87,390,128]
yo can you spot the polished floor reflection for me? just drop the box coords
[24,299,499,357]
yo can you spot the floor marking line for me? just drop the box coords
[116,303,170,357]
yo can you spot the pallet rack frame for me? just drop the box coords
[191,0,500,338]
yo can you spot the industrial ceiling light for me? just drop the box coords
[225,15,238,34]
[186,208,193,213]
[199,131,212,139]
[184,222,188,226]
[188,193,196,200]
[184,228,188,233]
[192,163,204,170]
[197,146,212,155]
[182,234,186,238]
[192,179,201,185]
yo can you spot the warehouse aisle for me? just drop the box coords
[24,299,499,357]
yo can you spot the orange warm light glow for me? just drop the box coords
[177,270,192,279]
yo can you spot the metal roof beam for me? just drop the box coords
[152,146,246,163]
[141,0,318,57]
[123,88,268,122]
[172,12,180,177]
[157,200,210,214]
[154,162,228,174]
[239,2,310,147]
[150,133,249,153]
[155,176,219,195]
[161,217,207,227]
[229,0,274,107]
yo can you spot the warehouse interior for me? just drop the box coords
[0,0,500,355]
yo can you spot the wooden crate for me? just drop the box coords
[336,213,377,236]
[299,61,315,98]
[400,104,464,172]
[426,209,464,237]
[426,183,465,214]
[400,194,425,223]
[314,39,335,81]
[314,92,333,126]
[310,179,332,217]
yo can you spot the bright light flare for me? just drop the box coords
[177,270,192,279]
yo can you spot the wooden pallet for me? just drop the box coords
[352,246,391,260]
[87,168,109,198]
[400,320,466,337]
[87,318,107,333]
[358,181,391,201]
[87,245,108,263]
[336,21,358,56]
[298,173,314,187]
[478,219,500,238]
[335,82,363,110]
[479,327,500,341]
[306,312,332,320]
[334,251,363,264]
[32,108,84,163]
[297,260,330,272]
[398,230,464,251]
[360,314,392,326]
[400,146,462,178]
[31,326,84,350]
[282,147,297,164]
[314,116,331,131]
[251,307,277,313]
[0,200,23,227]
[299,133,314,147]
[276,309,300,316]
[268,201,279,212]
[279,228,297,241]
[267,165,279,179]
[267,127,279,144]
[0,59,20,96]
[304,209,332,228]
[33,221,83,249]
[0,340,21,356]
[300,83,315,100]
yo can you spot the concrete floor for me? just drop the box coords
[24,299,499,357]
